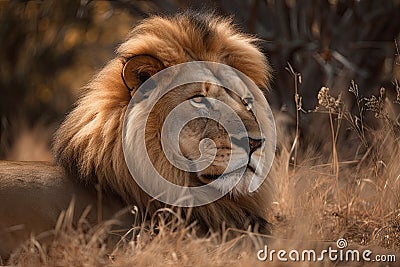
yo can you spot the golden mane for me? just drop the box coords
[53,12,273,234]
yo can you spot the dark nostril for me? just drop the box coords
[249,137,264,154]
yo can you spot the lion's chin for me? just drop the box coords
[196,151,266,198]
[202,166,262,198]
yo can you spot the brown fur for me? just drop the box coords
[53,12,273,234]
[0,161,127,259]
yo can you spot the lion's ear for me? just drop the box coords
[122,55,164,95]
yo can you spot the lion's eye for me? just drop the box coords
[241,97,253,110]
[190,95,205,103]
[189,95,209,108]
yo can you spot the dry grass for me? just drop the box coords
[5,82,400,266]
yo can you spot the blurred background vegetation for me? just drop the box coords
[0,0,399,160]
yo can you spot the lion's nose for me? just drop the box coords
[231,137,264,155]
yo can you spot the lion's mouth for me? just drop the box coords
[196,161,263,197]
[197,147,261,185]
[197,164,254,184]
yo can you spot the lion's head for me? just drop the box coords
[54,12,275,234]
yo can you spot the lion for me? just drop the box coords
[0,12,275,259]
